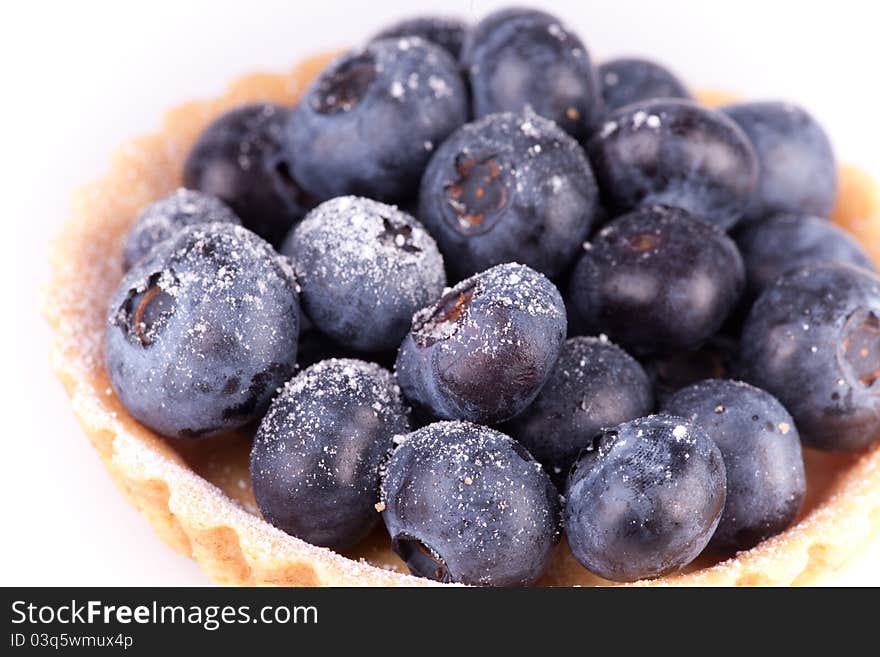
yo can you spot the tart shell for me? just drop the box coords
[45,53,880,586]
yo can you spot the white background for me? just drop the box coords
[4,0,880,585]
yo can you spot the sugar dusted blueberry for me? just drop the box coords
[371,15,468,58]
[598,57,691,114]
[286,38,468,203]
[380,421,561,586]
[250,359,411,550]
[122,188,240,270]
[282,197,446,353]
[462,8,602,140]
[588,99,758,230]
[104,223,300,438]
[663,379,806,552]
[739,263,880,451]
[395,263,567,424]
[568,205,745,356]
[183,103,310,245]
[418,111,600,280]
[721,101,837,222]
[736,213,874,302]
[565,415,726,582]
[503,336,653,484]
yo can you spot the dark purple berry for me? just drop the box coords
[736,213,874,303]
[371,15,468,58]
[503,336,653,484]
[104,223,300,438]
[122,188,240,271]
[380,421,561,586]
[418,111,600,280]
[251,359,411,550]
[396,263,567,424]
[183,103,310,245]
[568,205,745,356]
[598,57,691,114]
[721,101,837,223]
[588,99,758,231]
[461,8,602,141]
[565,414,726,582]
[663,379,806,552]
[739,263,880,451]
[282,197,446,353]
[285,38,468,203]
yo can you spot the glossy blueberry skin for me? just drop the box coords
[122,189,240,271]
[568,206,745,356]
[282,197,446,353]
[250,359,411,550]
[418,111,600,280]
[588,99,758,231]
[183,103,309,246]
[736,213,874,303]
[597,57,691,114]
[104,223,300,438]
[461,8,602,141]
[565,414,726,582]
[286,38,468,204]
[663,379,806,552]
[371,15,468,58]
[380,421,561,586]
[503,336,653,485]
[721,101,837,223]
[396,263,567,425]
[643,335,737,404]
[739,264,880,451]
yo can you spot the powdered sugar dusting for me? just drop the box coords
[122,188,240,269]
[411,262,565,346]
[254,358,409,500]
[379,421,560,585]
[291,196,446,321]
[599,120,618,138]
[105,222,301,437]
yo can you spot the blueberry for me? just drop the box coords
[597,57,691,114]
[183,103,310,245]
[662,379,805,552]
[250,359,411,550]
[643,335,737,404]
[736,213,874,303]
[588,99,758,231]
[461,8,602,141]
[565,415,726,582]
[418,111,600,280]
[122,188,240,271]
[739,264,880,451]
[104,223,300,438]
[720,101,837,222]
[395,263,567,424]
[286,38,468,203]
[461,9,602,140]
[281,197,446,353]
[380,421,560,586]
[568,205,745,356]
[503,336,653,484]
[371,16,468,59]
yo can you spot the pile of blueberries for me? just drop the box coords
[104,8,880,585]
